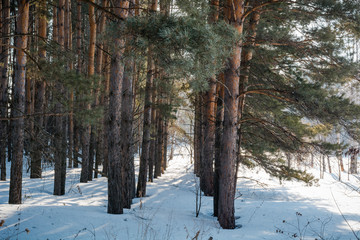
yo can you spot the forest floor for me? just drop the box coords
[1,147,360,240]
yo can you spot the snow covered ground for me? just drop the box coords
[0,147,360,240]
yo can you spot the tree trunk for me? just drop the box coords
[54,0,67,196]
[72,1,82,170]
[136,0,157,197]
[327,155,332,173]
[120,54,135,208]
[214,72,224,217]
[194,94,202,177]
[81,0,96,182]
[31,0,47,178]
[201,77,216,196]
[0,0,10,181]
[88,131,95,181]
[235,8,261,190]
[73,124,80,168]
[94,0,108,178]
[350,154,357,174]
[157,106,164,175]
[107,0,129,214]
[154,107,161,178]
[53,4,58,43]
[148,86,157,182]
[67,0,74,169]
[102,46,110,176]
[9,0,29,204]
[162,118,169,171]
[218,0,244,229]
[136,53,153,197]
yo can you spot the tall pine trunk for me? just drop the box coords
[136,0,157,197]
[200,78,216,196]
[193,95,202,177]
[73,1,82,169]
[82,0,97,182]
[94,0,108,178]
[102,46,110,176]
[235,8,261,190]
[148,86,157,182]
[0,0,10,181]
[107,0,129,214]
[200,0,219,197]
[31,0,47,179]
[9,0,29,204]
[218,0,244,229]
[213,72,224,217]
[66,0,74,169]
[120,52,135,207]
[136,53,153,197]
[54,0,67,196]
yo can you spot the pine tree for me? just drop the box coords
[30,0,47,179]
[137,0,157,198]
[54,0,67,196]
[9,0,30,204]
[0,0,10,181]
[107,0,129,215]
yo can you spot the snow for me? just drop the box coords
[1,148,360,240]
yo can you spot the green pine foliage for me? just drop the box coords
[236,0,360,182]
[125,11,239,93]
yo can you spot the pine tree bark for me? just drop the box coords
[194,94,202,177]
[136,54,153,197]
[148,86,157,182]
[162,118,168,171]
[53,4,58,43]
[235,8,261,189]
[102,46,110,176]
[107,0,129,214]
[9,0,29,204]
[25,4,34,169]
[157,105,164,175]
[81,0,96,182]
[214,72,224,217]
[136,0,157,197]
[350,154,358,174]
[218,0,244,229]
[31,0,47,178]
[54,0,67,196]
[199,0,219,197]
[94,0,108,178]
[201,77,216,196]
[0,0,10,181]
[66,0,74,169]
[120,53,135,208]
[154,106,162,178]
[73,1,82,169]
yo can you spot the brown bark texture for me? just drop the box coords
[200,77,216,196]
[148,87,157,182]
[136,0,157,197]
[54,0,67,196]
[31,0,47,178]
[218,0,244,229]
[0,0,10,181]
[213,72,224,217]
[107,0,129,214]
[136,54,153,197]
[9,0,29,204]
[120,55,135,207]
